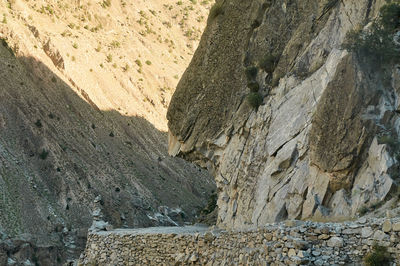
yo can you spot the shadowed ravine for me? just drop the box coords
[0,42,215,265]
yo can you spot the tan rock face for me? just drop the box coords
[168,0,400,229]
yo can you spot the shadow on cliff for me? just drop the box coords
[0,45,215,265]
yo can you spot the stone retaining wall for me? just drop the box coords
[79,218,400,265]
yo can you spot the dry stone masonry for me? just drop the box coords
[79,218,400,265]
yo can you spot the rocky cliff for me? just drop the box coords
[0,0,215,264]
[168,0,400,229]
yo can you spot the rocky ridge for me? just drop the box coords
[167,0,400,229]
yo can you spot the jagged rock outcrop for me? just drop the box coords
[167,0,400,229]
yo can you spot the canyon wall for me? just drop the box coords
[167,0,400,229]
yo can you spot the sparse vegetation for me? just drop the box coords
[380,2,400,32]
[34,119,43,128]
[358,200,385,216]
[343,1,400,65]
[259,54,277,74]
[135,59,142,67]
[122,63,130,72]
[101,0,111,8]
[106,54,113,62]
[364,244,392,266]
[247,81,260,92]
[1,38,14,56]
[208,1,223,23]
[245,66,258,80]
[39,149,49,160]
[358,205,369,216]
[378,135,398,147]
[247,92,263,109]
[110,40,120,49]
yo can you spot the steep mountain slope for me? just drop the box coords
[168,0,400,229]
[1,0,213,131]
[0,0,215,264]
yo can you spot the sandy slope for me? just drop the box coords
[1,0,213,131]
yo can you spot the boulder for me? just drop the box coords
[327,237,343,248]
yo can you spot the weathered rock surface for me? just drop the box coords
[168,0,400,229]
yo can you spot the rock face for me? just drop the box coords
[167,0,400,229]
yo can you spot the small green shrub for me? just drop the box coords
[101,0,111,8]
[247,92,263,109]
[343,2,400,65]
[110,40,120,49]
[245,66,258,80]
[208,1,223,23]
[358,200,385,216]
[122,63,130,72]
[39,149,49,160]
[34,119,43,128]
[106,54,112,63]
[380,2,400,32]
[343,26,399,65]
[364,244,391,266]
[247,81,260,92]
[259,54,277,73]
[378,135,398,147]
[370,201,384,211]
[1,38,14,56]
[135,59,142,67]
[358,205,369,216]
[251,19,261,29]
